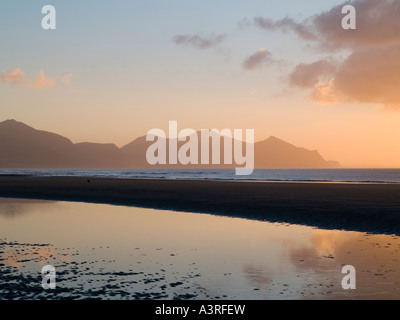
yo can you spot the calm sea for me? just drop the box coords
[1,168,400,183]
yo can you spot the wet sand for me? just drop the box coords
[2,199,400,300]
[0,239,199,300]
[1,176,400,235]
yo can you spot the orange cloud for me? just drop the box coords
[257,0,400,108]
[333,44,400,107]
[28,71,54,90]
[1,68,71,90]
[310,79,341,104]
[60,73,73,86]
[292,45,400,107]
[1,68,26,85]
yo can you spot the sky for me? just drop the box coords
[1,0,400,167]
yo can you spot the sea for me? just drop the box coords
[1,168,400,184]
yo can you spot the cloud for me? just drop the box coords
[172,33,226,49]
[242,48,276,70]
[60,73,73,86]
[323,44,400,107]
[28,71,54,89]
[254,16,317,41]
[254,0,400,50]
[310,79,343,105]
[1,68,26,85]
[1,68,71,90]
[253,0,400,108]
[313,0,400,50]
[289,60,336,88]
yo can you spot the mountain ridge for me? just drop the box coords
[0,119,340,169]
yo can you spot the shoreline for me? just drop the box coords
[1,173,399,185]
[1,176,400,235]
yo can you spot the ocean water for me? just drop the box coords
[1,168,400,183]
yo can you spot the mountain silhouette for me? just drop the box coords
[0,119,339,169]
[254,136,338,168]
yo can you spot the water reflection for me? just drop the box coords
[243,265,271,288]
[0,198,55,218]
[1,245,55,269]
[289,230,400,299]
[1,197,400,299]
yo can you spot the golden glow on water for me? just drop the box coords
[1,198,400,299]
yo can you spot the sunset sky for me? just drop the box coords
[1,0,400,167]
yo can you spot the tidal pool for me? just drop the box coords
[1,198,400,300]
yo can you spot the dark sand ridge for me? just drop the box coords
[1,176,400,235]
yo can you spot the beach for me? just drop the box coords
[1,175,400,235]
[2,198,400,300]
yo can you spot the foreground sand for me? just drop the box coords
[1,175,400,235]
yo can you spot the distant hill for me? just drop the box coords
[254,136,339,168]
[0,119,339,169]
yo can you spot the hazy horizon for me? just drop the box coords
[2,117,399,169]
[1,0,400,168]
